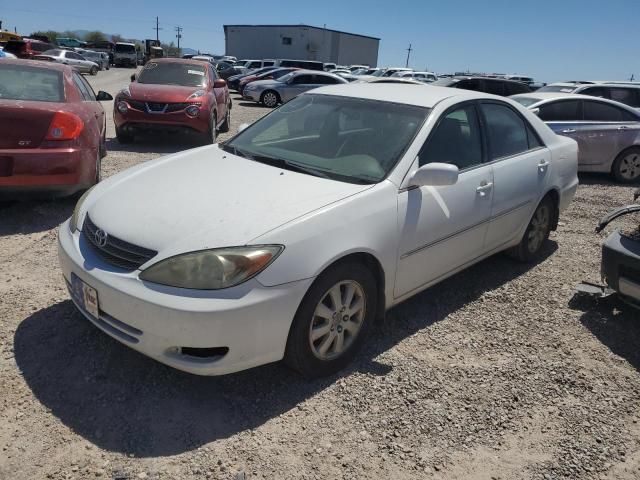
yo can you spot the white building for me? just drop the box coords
[223,24,380,67]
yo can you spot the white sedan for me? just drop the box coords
[58,84,579,377]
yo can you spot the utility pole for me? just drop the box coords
[175,26,183,49]
[631,73,635,82]
[405,43,413,68]
[153,16,162,43]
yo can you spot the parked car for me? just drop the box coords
[3,38,54,59]
[349,64,369,72]
[113,58,231,144]
[0,48,17,59]
[216,62,246,80]
[572,84,640,109]
[273,59,324,71]
[238,67,297,95]
[505,75,535,86]
[58,83,578,376]
[228,66,279,91]
[362,77,425,85]
[33,49,100,75]
[431,76,532,96]
[114,42,137,68]
[511,93,640,183]
[80,51,110,70]
[392,71,438,83]
[379,67,413,77]
[578,189,640,309]
[192,55,216,65]
[243,70,348,107]
[323,62,337,71]
[0,60,112,197]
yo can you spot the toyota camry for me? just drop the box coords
[58,84,578,377]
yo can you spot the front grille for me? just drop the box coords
[82,215,157,271]
[127,100,193,114]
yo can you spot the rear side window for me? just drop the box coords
[608,88,640,108]
[484,80,505,96]
[31,42,51,52]
[481,103,530,159]
[583,101,636,122]
[580,86,607,98]
[456,79,482,91]
[314,75,340,85]
[538,100,580,121]
[0,66,64,102]
[508,82,530,95]
[292,74,313,84]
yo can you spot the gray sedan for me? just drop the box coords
[34,49,100,75]
[80,50,109,70]
[242,70,348,107]
[512,93,640,183]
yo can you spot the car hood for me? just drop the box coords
[85,145,371,260]
[128,83,203,102]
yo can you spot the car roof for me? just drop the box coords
[145,57,209,67]
[511,92,640,112]
[1,58,71,72]
[310,83,493,108]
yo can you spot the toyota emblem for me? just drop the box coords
[94,229,108,247]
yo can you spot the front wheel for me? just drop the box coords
[284,263,377,377]
[201,112,217,144]
[507,196,554,262]
[261,90,280,108]
[90,66,98,76]
[612,148,640,184]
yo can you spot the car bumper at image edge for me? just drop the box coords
[57,221,314,375]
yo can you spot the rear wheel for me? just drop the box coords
[261,90,280,108]
[612,147,640,184]
[115,126,134,144]
[94,152,102,185]
[90,66,98,76]
[219,105,231,133]
[507,196,554,262]
[284,262,377,377]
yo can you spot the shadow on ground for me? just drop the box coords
[236,102,267,109]
[572,293,640,371]
[0,197,75,236]
[105,134,202,155]
[14,242,557,457]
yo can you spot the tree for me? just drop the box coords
[111,34,124,43]
[84,31,106,43]
[30,30,60,42]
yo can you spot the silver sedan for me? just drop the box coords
[512,92,640,183]
[34,49,100,75]
[242,70,348,107]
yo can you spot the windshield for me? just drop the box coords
[511,97,542,107]
[0,66,64,102]
[371,70,385,77]
[137,62,207,87]
[537,85,577,93]
[223,94,429,184]
[115,44,135,53]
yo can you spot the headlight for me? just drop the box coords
[117,101,129,114]
[119,86,131,97]
[187,89,206,100]
[69,186,94,232]
[139,245,283,290]
[185,104,200,117]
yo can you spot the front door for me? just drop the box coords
[395,103,493,298]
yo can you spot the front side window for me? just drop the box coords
[137,62,207,87]
[583,101,636,122]
[222,94,428,184]
[291,74,312,85]
[419,105,483,169]
[538,100,580,121]
[73,72,94,101]
[481,103,529,159]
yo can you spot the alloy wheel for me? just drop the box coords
[309,280,366,361]
[527,204,550,253]
[619,152,640,181]
[263,92,278,107]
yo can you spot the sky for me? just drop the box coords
[1,0,638,83]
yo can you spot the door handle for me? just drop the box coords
[538,159,550,172]
[618,125,629,131]
[476,182,493,196]
[561,128,576,134]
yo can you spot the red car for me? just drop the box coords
[3,38,55,59]
[113,58,232,144]
[0,60,112,197]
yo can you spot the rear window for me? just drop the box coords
[0,66,64,102]
[115,44,136,53]
[3,40,25,54]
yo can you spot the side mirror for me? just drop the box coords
[130,74,136,82]
[238,123,249,133]
[213,79,227,88]
[531,107,540,116]
[408,163,459,188]
[96,91,113,101]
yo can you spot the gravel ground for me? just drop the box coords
[1,69,640,480]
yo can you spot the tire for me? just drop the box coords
[99,132,107,158]
[115,126,134,144]
[90,66,98,76]
[94,153,102,185]
[284,262,377,378]
[219,105,231,133]
[506,196,554,262]
[261,90,280,108]
[612,147,640,184]
[201,112,217,144]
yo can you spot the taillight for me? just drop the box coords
[45,111,84,141]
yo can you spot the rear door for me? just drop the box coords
[284,74,316,101]
[537,99,584,154]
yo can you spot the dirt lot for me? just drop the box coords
[1,69,640,480]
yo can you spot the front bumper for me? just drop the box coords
[0,147,94,197]
[114,106,209,134]
[602,230,640,306]
[57,220,313,375]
